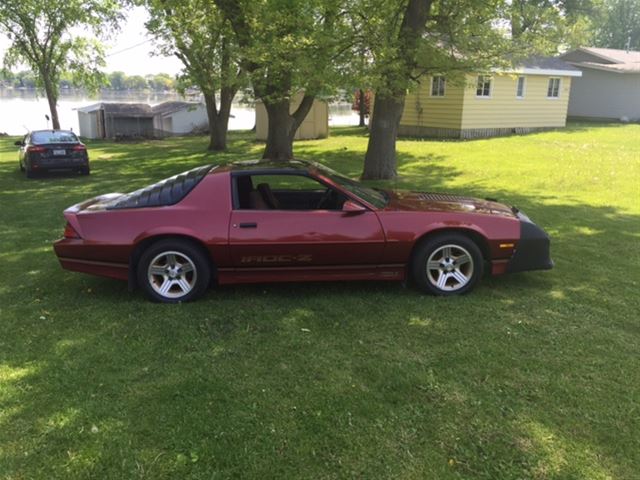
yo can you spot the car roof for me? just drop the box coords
[31,129,76,134]
[211,159,326,177]
[228,159,313,172]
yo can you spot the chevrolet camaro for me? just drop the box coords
[53,160,553,302]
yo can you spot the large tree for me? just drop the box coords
[593,0,640,50]
[355,0,596,179]
[214,0,349,159]
[508,0,597,50]
[0,0,122,129]
[355,0,515,179]
[145,0,244,150]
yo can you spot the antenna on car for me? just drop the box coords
[22,125,30,132]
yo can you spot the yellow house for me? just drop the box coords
[255,93,329,141]
[399,57,582,139]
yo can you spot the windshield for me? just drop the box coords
[312,163,388,208]
[32,131,79,144]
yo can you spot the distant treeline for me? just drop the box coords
[0,70,177,92]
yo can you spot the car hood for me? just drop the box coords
[383,190,517,218]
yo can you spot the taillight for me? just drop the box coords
[72,145,86,151]
[63,223,80,239]
[27,146,46,153]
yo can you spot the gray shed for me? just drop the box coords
[560,47,640,122]
[77,103,155,139]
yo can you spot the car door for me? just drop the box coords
[228,173,386,268]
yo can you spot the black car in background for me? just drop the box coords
[17,130,90,178]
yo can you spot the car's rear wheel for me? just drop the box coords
[80,167,90,175]
[137,239,211,303]
[25,167,36,179]
[412,233,483,296]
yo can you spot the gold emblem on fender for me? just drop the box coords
[240,254,313,263]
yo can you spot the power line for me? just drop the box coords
[106,38,152,57]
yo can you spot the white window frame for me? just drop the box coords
[547,77,561,99]
[516,76,526,99]
[430,75,446,97]
[476,75,492,98]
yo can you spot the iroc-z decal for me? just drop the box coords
[240,254,313,264]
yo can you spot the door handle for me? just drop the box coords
[239,222,257,228]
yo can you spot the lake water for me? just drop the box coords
[0,89,360,135]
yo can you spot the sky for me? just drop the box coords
[0,6,183,76]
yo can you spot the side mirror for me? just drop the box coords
[342,199,367,214]
[14,141,23,147]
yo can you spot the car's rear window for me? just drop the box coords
[31,131,79,144]
[108,165,214,210]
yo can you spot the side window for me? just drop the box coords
[235,174,345,211]
[476,75,492,97]
[547,77,561,98]
[516,76,526,98]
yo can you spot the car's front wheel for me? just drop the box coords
[412,233,483,296]
[137,239,211,303]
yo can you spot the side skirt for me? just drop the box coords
[216,264,406,285]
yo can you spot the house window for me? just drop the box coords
[516,76,526,98]
[547,78,561,98]
[476,76,492,97]
[431,76,445,97]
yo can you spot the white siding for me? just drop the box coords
[168,104,209,133]
[78,111,98,139]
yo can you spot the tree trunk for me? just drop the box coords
[358,88,366,127]
[361,0,433,179]
[205,86,236,151]
[204,91,236,151]
[262,99,295,160]
[262,95,314,160]
[361,94,405,180]
[43,77,60,129]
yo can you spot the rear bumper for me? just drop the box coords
[31,156,88,170]
[506,213,554,274]
[53,239,130,281]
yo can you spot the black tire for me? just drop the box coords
[25,168,36,179]
[80,167,90,175]
[412,233,484,296]
[137,239,211,303]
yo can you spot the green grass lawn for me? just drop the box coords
[0,124,638,479]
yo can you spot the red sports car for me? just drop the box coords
[53,160,553,302]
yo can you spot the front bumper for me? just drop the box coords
[506,212,554,273]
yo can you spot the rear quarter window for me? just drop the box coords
[108,165,213,210]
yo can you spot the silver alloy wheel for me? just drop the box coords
[147,251,197,299]
[426,244,474,292]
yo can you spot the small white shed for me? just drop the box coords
[255,93,329,141]
[152,102,209,135]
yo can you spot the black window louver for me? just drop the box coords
[108,165,213,210]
